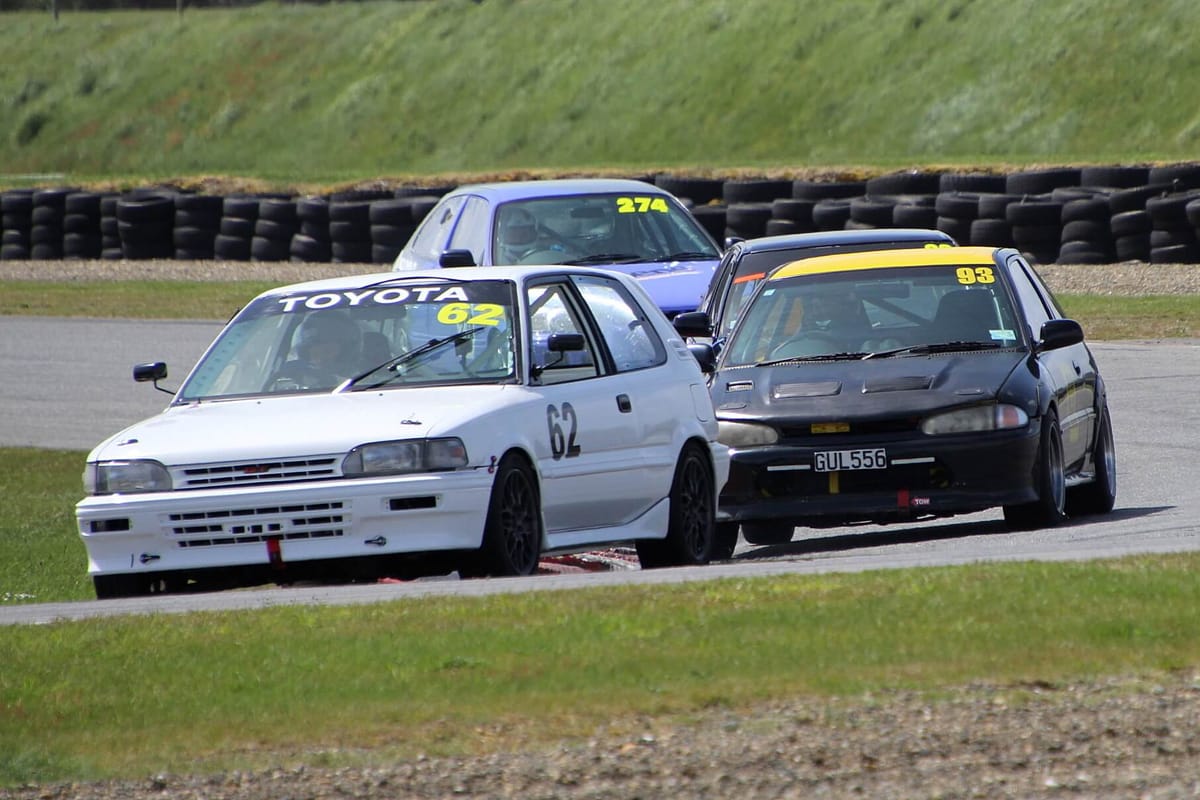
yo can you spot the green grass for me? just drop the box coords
[3,0,1200,188]
[3,549,1200,785]
[3,447,1200,786]
[3,279,1198,340]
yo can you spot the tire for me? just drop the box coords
[740,520,794,545]
[469,453,542,577]
[711,522,739,561]
[1003,411,1066,530]
[1066,405,1117,517]
[636,443,715,568]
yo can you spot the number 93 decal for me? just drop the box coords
[955,266,995,284]
[546,402,582,460]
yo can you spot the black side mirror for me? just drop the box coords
[1037,319,1084,352]
[439,249,476,268]
[688,342,717,374]
[133,362,175,396]
[546,332,585,352]
[672,310,713,339]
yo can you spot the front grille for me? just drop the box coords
[174,457,340,489]
[165,501,346,548]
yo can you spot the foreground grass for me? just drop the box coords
[2,553,1199,786]
[3,447,1200,786]
[2,280,1199,340]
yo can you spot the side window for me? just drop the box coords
[1007,257,1053,340]
[526,282,601,385]
[572,274,667,372]
[446,196,490,265]
[405,196,467,264]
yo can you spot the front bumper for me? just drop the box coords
[718,423,1042,526]
[76,468,495,582]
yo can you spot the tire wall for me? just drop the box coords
[4,165,1200,265]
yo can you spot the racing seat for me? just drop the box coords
[932,289,998,343]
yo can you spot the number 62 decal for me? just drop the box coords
[546,402,582,460]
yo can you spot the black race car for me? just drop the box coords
[675,246,1116,555]
[697,228,956,351]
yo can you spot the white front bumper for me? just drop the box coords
[76,469,495,577]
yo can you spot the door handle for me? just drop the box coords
[616,394,632,413]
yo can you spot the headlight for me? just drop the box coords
[342,438,469,476]
[920,404,1029,435]
[83,460,172,495]
[717,420,779,447]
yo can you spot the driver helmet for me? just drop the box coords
[294,312,360,366]
[498,206,539,248]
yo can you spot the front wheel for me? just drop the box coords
[1004,411,1066,530]
[1066,404,1117,517]
[465,453,542,577]
[636,444,715,569]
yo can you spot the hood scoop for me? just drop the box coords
[772,381,842,399]
[862,375,934,393]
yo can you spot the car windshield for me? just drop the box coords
[716,239,954,341]
[175,279,518,401]
[492,192,719,266]
[722,264,1023,367]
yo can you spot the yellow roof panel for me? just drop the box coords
[771,245,1000,280]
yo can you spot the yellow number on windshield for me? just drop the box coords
[436,303,505,326]
[616,196,670,213]
[955,267,995,284]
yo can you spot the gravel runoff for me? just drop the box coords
[4,257,1200,799]
[3,675,1200,799]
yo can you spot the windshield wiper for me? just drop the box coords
[345,327,486,390]
[657,251,716,262]
[562,253,644,265]
[862,341,1003,360]
[756,352,870,367]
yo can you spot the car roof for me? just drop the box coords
[771,245,1003,280]
[440,178,670,201]
[256,265,627,297]
[738,228,956,254]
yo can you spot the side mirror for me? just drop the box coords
[133,362,167,382]
[672,310,713,339]
[1037,319,1084,352]
[133,361,175,396]
[438,249,476,268]
[688,342,717,374]
[546,332,585,352]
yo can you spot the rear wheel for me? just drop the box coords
[636,444,715,568]
[1004,411,1066,529]
[466,453,542,577]
[1066,404,1117,516]
[741,521,795,545]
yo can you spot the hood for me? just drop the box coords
[603,258,720,316]
[87,385,519,465]
[711,351,1027,423]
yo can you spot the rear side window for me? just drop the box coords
[572,274,667,372]
[405,195,467,265]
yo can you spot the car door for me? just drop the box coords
[1006,254,1095,467]
[524,277,647,532]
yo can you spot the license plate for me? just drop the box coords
[814,448,887,472]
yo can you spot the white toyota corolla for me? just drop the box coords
[77,266,730,598]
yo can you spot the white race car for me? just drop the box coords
[77,266,730,598]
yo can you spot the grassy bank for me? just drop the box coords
[3,0,1200,188]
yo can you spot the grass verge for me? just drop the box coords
[2,553,1199,785]
[2,280,1199,340]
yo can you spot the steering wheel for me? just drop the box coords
[768,331,843,360]
[269,364,340,391]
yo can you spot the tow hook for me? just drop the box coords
[364,536,387,547]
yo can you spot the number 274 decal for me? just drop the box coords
[546,402,582,460]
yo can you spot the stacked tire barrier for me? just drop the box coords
[5,166,1200,265]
